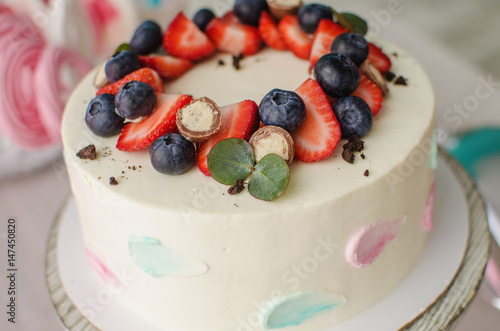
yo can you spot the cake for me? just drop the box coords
[62,1,436,330]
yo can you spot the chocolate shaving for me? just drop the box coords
[384,71,396,82]
[76,144,97,160]
[364,169,370,177]
[232,54,244,70]
[109,177,118,185]
[360,153,366,160]
[342,149,355,164]
[395,76,407,86]
[218,59,225,66]
[228,179,245,195]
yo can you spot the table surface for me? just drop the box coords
[1,1,500,330]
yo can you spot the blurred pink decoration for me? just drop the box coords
[423,182,436,231]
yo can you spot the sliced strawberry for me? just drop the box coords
[116,94,192,152]
[206,12,262,56]
[350,74,383,116]
[292,78,341,162]
[139,54,193,80]
[278,15,313,60]
[368,42,391,74]
[258,11,287,51]
[309,19,347,71]
[197,100,259,176]
[96,68,163,96]
[163,12,215,61]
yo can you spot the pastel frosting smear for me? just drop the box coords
[128,235,208,277]
[345,215,407,268]
[423,182,436,231]
[85,246,121,285]
[261,291,347,329]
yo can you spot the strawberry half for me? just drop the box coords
[351,74,383,116]
[278,15,313,60]
[258,11,287,51]
[116,94,192,152]
[368,42,391,74]
[96,68,163,96]
[163,12,215,61]
[206,12,262,56]
[292,78,341,162]
[139,54,193,80]
[197,100,259,176]
[309,19,347,72]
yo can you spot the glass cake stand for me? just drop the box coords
[45,149,489,331]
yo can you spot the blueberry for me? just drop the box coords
[150,133,196,175]
[193,8,215,32]
[332,96,373,138]
[234,0,269,26]
[259,89,306,133]
[298,4,333,34]
[314,53,360,98]
[115,81,157,120]
[130,20,163,55]
[330,33,369,67]
[85,94,124,137]
[104,51,142,83]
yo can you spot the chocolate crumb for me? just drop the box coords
[342,135,365,164]
[361,153,366,160]
[109,177,118,185]
[395,76,407,86]
[342,149,355,164]
[228,179,245,195]
[364,170,369,177]
[98,177,101,180]
[234,203,239,207]
[232,54,244,70]
[77,144,97,160]
[122,171,125,174]
[218,59,225,66]
[384,71,396,82]
[132,166,137,170]
[139,165,142,169]
[392,52,398,57]
[128,166,131,169]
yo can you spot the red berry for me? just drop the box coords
[206,12,262,56]
[258,11,287,51]
[139,54,193,80]
[351,74,383,116]
[278,15,313,60]
[163,12,215,61]
[368,42,391,74]
[96,68,163,96]
[292,78,341,162]
[116,94,192,152]
[309,19,347,72]
[197,100,259,175]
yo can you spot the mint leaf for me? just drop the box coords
[339,12,368,35]
[248,154,289,201]
[207,138,254,185]
[115,43,133,53]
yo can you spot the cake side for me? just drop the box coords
[62,37,435,331]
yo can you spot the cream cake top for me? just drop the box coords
[62,38,435,215]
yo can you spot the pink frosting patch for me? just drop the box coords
[423,182,436,231]
[345,215,407,268]
[35,46,91,143]
[85,246,121,285]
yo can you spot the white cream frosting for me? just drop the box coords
[62,37,435,330]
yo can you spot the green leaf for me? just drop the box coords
[115,43,132,53]
[207,138,255,185]
[248,154,290,201]
[339,12,368,36]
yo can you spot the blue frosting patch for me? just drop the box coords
[261,291,346,329]
[128,235,208,277]
[140,0,163,9]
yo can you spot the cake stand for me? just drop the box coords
[45,150,489,331]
